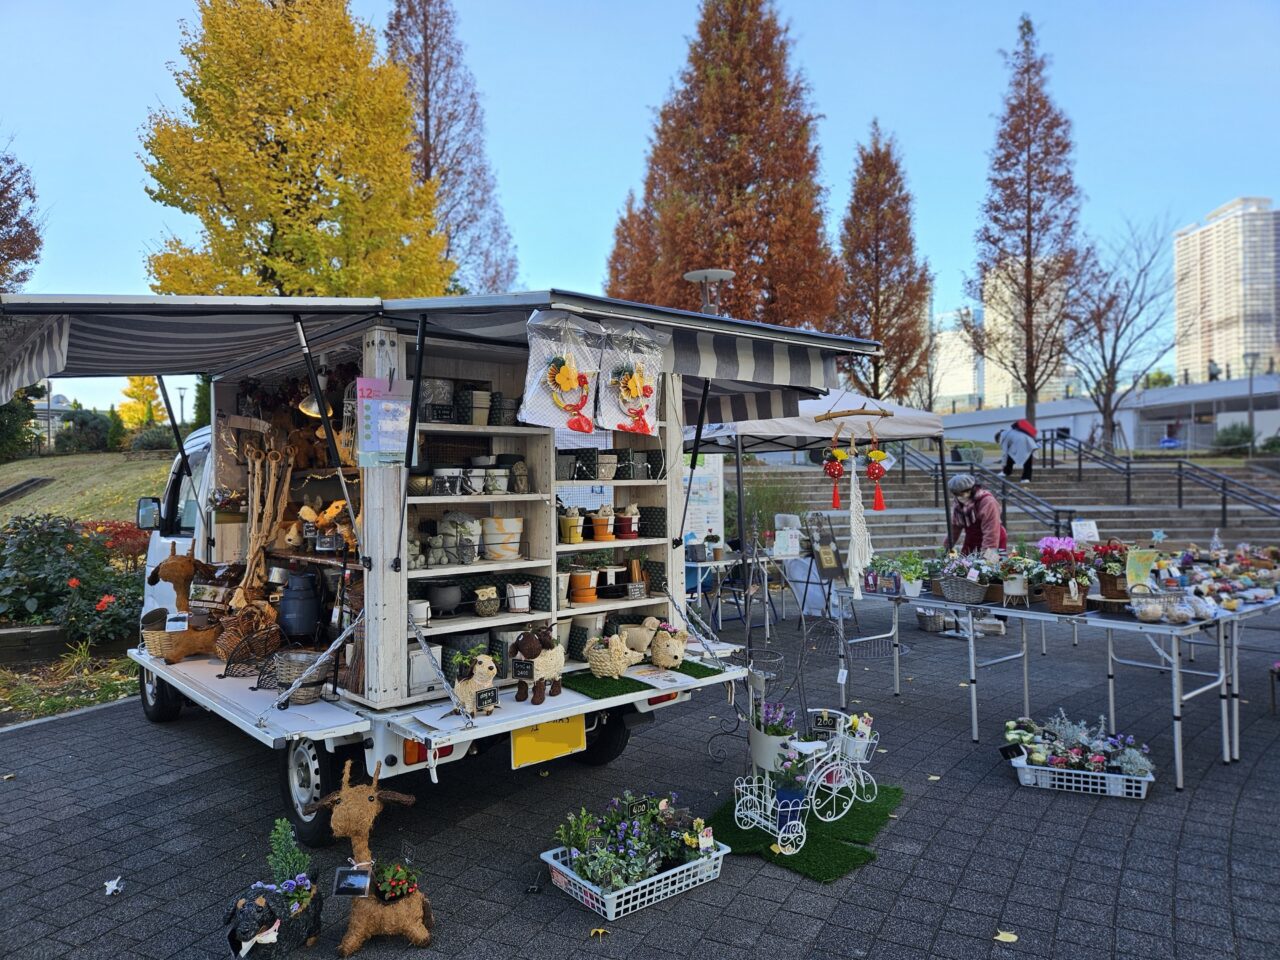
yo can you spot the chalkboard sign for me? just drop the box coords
[812,712,840,731]
[512,659,534,680]
[814,535,843,581]
[628,799,649,818]
[999,743,1026,761]
[587,836,606,853]
[475,688,499,711]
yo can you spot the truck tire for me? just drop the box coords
[140,667,183,722]
[279,738,340,847]
[574,710,631,766]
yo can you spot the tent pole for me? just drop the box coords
[937,437,951,548]
[155,376,192,482]
[677,378,712,543]
[294,315,363,560]
[735,430,753,654]
[393,315,428,572]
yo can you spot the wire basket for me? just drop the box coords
[219,626,285,678]
[273,650,332,705]
[939,575,989,605]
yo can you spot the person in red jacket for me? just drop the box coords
[947,473,1006,562]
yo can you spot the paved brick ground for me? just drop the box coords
[2,606,1278,960]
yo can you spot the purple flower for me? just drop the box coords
[295,874,310,887]
[282,880,296,893]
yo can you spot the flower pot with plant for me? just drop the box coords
[749,701,797,772]
[869,555,900,595]
[704,532,723,562]
[223,819,323,959]
[896,550,926,597]
[1092,539,1129,599]
[376,863,420,903]
[1029,537,1093,614]
[771,747,807,829]
[938,554,994,604]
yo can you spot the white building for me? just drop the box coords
[1174,197,1280,384]
[932,308,983,413]
[980,263,1080,409]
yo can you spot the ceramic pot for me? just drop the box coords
[279,573,321,639]
[1003,574,1028,596]
[556,572,571,603]
[748,727,791,773]
[614,515,637,538]
[902,579,923,598]
[589,516,615,541]
[470,455,496,467]
[408,599,432,623]
[506,582,532,613]
[483,470,509,494]
[599,565,627,586]
[568,570,598,592]
[480,516,524,561]
[425,581,463,616]
[558,515,584,543]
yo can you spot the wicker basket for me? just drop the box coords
[143,629,168,657]
[984,582,1004,605]
[940,575,989,605]
[916,607,948,632]
[1042,582,1087,615]
[1098,571,1129,600]
[274,650,332,705]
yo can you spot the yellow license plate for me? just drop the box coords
[510,715,586,769]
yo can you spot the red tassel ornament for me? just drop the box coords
[866,460,886,512]
[821,445,848,510]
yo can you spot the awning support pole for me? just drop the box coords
[735,430,754,655]
[938,437,951,548]
[294,315,364,561]
[156,376,192,482]
[393,314,428,572]
[677,378,712,544]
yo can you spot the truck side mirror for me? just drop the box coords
[137,497,161,531]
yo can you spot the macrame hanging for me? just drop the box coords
[845,462,873,598]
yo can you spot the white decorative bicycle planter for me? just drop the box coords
[1010,755,1153,800]
[734,710,879,855]
[540,843,730,920]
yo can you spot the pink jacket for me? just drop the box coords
[951,488,1006,552]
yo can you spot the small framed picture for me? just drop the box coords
[333,867,372,897]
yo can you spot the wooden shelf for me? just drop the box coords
[418,423,547,437]
[555,479,667,487]
[407,493,549,505]
[413,609,552,638]
[556,537,668,554]
[265,550,361,570]
[406,557,551,579]
[556,595,668,620]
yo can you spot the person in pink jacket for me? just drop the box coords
[947,473,1006,563]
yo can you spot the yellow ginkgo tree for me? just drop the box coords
[142,0,453,298]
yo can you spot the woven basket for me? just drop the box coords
[1042,583,1087,615]
[143,630,168,657]
[1098,571,1128,600]
[274,650,331,705]
[984,582,1004,605]
[916,608,947,632]
[940,575,989,605]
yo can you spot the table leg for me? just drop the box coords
[1107,629,1116,735]
[1189,632,1196,663]
[968,610,979,743]
[1041,622,1047,656]
[1218,620,1229,764]
[1021,619,1029,717]
[1171,631,1184,791]
[1072,622,1078,647]
[836,600,848,709]
[1231,618,1241,762]
[763,561,770,643]
[892,603,901,697]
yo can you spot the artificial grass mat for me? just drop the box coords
[673,659,722,679]
[707,784,903,883]
[561,672,655,699]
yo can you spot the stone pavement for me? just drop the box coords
[2,606,1279,960]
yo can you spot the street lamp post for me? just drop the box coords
[1243,352,1260,456]
[177,386,187,428]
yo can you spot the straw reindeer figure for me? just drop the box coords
[305,761,434,957]
[146,541,213,613]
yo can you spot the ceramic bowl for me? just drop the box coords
[470,455,497,467]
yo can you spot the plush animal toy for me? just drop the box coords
[584,633,644,679]
[508,625,565,705]
[224,879,323,958]
[146,542,213,613]
[452,653,499,717]
[161,624,222,664]
[284,521,305,549]
[286,428,317,470]
[305,762,433,958]
[650,627,690,670]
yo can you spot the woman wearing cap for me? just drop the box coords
[1000,419,1037,484]
[947,474,1005,565]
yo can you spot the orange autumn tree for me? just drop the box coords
[833,120,932,400]
[606,0,838,327]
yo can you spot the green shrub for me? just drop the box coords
[1260,435,1280,455]
[55,410,111,453]
[267,819,311,887]
[1211,423,1256,456]
[130,427,176,451]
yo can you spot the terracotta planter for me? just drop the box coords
[568,570,598,593]
[589,516,615,541]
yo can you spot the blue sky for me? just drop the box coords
[2,0,1277,410]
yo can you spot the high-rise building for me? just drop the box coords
[931,308,983,411]
[1174,197,1280,383]
[979,265,1078,409]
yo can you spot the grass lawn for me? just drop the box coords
[0,645,139,727]
[0,453,170,522]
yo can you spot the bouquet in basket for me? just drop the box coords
[1005,711,1154,778]
[1027,537,1092,589]
[940,553,995,584]
[1091,541,1127,576]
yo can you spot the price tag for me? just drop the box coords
[512,659,534,680]
[998,743,1026,761]
[587,836,606,853]
[836,667,848,686]
[475,688,499,711]
[332,867,372,897]
[628,799,649,818]
[698,827,715,854]
[812,712,840,731]
[966,568,981,582]
[1041,729,1058,742]
[302,521,318,538]
[646,850,661,870]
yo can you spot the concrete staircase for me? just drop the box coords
[740,461,1280,555]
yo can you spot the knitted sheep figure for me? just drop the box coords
[650,627,690,670]
[452,653,499,717]
[584,634,644,679]
[509,626,564,705]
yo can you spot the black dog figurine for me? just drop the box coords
[224,879,323,957]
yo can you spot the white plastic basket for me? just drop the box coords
[540,843,729,920]
[1010,755,1153,799]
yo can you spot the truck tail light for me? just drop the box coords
[403,740,427,765]
[647,693,679,706]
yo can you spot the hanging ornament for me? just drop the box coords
[821,446,848,509]
[866,443,888,512]
[547,354,594,433]
[609,361,655,434]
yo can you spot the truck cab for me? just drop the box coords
[137,426,213,617]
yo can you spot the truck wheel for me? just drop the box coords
[279,738,339,847]
[140,667,183,722]
[574,710,631,766]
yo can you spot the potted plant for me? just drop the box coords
[1005,710,1155,799]
[1092,539,1129,599]
[896,551,926,598]
[224,819,322,958]
[704,532,723,562]
[446,644,487,684]
[375,863,420,902]
[1029,537,1092,614]
[1000,554,1035,601]
[749,700,796,771]
[771,748,807,829]
[869,555,900,595]
[938,554,993,604]
[923,554,946,595]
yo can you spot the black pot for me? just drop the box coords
[279,573,321,639]
[426,580,463,616]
